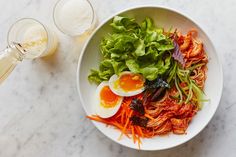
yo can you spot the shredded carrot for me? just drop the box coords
[118,110,133,140]
[131,126,136,143]
[136,126,144,138]
[137,135,142,149]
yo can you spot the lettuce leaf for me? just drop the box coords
[126,55,171,81]
[110,16,140,33]
[88,59,128,84]
[89,16,175,84]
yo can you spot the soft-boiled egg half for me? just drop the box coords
[95,81,123,118]
[109,71,145,97]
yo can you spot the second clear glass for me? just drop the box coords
[53,0,96,36]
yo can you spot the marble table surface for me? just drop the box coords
[0,0,235,156]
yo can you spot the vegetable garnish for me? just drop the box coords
[87,16,208,149]
[173,40,185,67]
[171,30,185,67]
[129,98,145,115]
[130,116,148,127]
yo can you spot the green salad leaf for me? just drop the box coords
[110,16,140,33]
[88,59,128,84]
[88,16,175,84]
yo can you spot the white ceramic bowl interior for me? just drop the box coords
[77,6,223,150]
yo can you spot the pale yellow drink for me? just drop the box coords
[20,24,58,58]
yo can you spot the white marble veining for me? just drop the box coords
[0,0,235,156]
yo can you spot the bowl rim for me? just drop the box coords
[76,5,223,151]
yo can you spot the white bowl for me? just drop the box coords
[77,6,223,150]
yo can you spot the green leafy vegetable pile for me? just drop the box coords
[88,16,174,84]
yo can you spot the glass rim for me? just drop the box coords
[7,18,50,58]
[53,0,95,36]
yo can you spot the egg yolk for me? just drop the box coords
[118,73,144,92]
[100,86,120,108]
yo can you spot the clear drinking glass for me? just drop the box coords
[8,18,58,59]
[0,18,58,84]
[53,0,96,36]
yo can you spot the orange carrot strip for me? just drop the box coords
[136,126,144,138]
[131,126,136,144]
[110,122,123,130]
[121,110,125,124]
[118,110,133,140]
[137,136,141,150]
[87,115,107,123]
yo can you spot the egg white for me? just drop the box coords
[95,81,123,118]
[108,71,145,97]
